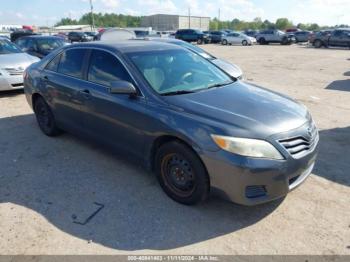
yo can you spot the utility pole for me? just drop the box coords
[188,7,191,29]
[89,0,95,31]
[218,8,221,30]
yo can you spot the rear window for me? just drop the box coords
[57,49,87,79]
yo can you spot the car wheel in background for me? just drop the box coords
[258,38,266,45]
[242,40,248,46]
[34,97,62,137]
[197,38,203,45]
[222,39,228,45]
[314,40,323,48]
[155,141,210,205]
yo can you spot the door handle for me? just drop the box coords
[79,89,91,99]
[42,75,49,81]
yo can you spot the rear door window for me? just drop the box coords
[87,50,132,87]
[57,49,87,79]
[45,54,62,72]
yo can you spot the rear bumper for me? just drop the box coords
[201,142,318,206]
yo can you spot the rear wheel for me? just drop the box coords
[314,39,323,48]
[258,38,266,45]
[33,97,62,136]
[155,141,209,205]
[242,40,248,46]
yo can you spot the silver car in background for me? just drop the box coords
[147,38,244,79]
[221,32,257,46]
[0,37,40,91]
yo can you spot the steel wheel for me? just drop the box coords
[161,153,196,197]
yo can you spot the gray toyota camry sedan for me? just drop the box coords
[24,41,319,206]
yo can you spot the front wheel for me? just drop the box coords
[155,141,210,205]
[197,38,203,45]
[34,97,62,136]
[222,39,228,45]
[242,40,248,46]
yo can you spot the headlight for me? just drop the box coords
[211,135,284,160]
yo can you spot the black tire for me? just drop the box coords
[155,141,209,205]
[197,38,203,45]
[242,40,248,46]
[314,39,323,48]
[222,39,228,45]
[258,38,266,45]
[281,37,289,45]
[33,97,62,136]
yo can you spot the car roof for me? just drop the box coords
[66,40,183,53]
[18,35,63,40]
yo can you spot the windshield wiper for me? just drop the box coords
[160,90,196,96]
[207,81,234,89]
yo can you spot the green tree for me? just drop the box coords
[275,18,293,30]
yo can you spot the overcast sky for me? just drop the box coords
[0,0,349,26]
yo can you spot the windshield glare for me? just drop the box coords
[0,39,23,55]
[128,49,233,95]
[37,39,64,51]
[176,41,214,60]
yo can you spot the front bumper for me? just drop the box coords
[0,75,24,91]
[201,127,319,206]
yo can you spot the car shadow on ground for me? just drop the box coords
[326,79,350,92]
[0,114,348,251]
[0,89,23,98]
[313,126,350,187]
[344,71,350,77]
[0,114,282,251]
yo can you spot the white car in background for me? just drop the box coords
[222,32,257,46]
[0,37,40,91]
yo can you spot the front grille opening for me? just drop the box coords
[245,185,267,199]
[279,128,319,158]
[289,175,300,185]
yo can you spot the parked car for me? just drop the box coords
[256,30,295,45]
[312,28,350,48]
[0,37,39,91]
[308,30,332,45]
[293,31,312,43]
[221,32,256,46]
[10,30,37,42]
[68,32,91,43]
[286,28,300,33]
[205,31,226,43]
[24,41,319,206]
[147,38,243,79]
[15,36,67,59]
[244,30,258,38]
[84,31,98,39]
[53,33,69,42]
[175,29,210,44]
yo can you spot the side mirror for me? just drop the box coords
[109,80,137,95]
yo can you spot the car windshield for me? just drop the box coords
[175,41,214,60]
[37,38,65,51]
[128,49,233,95]
[0,39,23,54]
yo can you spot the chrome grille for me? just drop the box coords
[279,122,319,158]
[3,68,24,76]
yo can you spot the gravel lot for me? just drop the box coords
[0,44,349,255]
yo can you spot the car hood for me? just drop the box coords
[212,58,243,79]
[163,81,309,137]
[0,53,39,69]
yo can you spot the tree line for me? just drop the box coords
[55,13,348,31]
